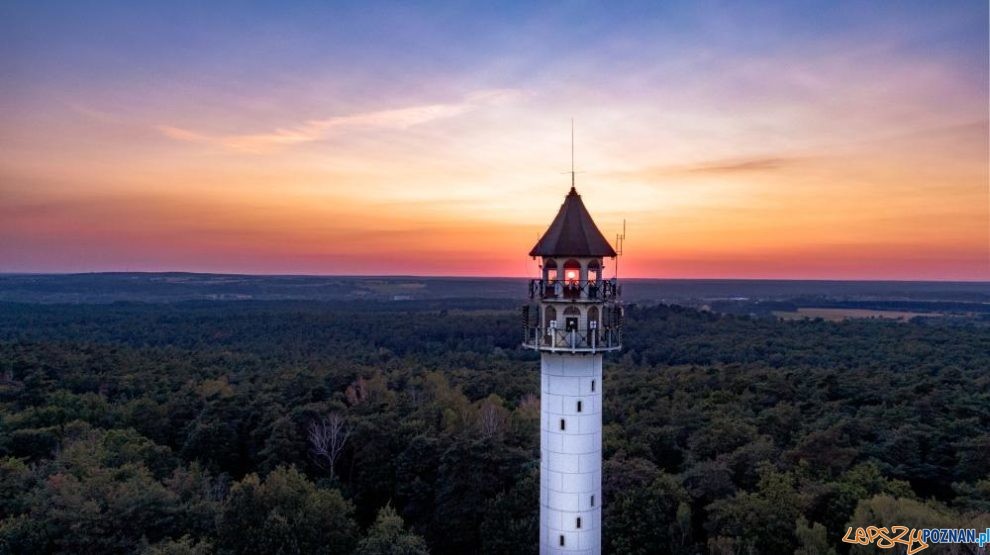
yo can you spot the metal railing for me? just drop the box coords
[528,279,620,302]
[521,325,622,352]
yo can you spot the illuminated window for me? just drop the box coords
[588,260,601,283]
[563,259,580,285]
[545,259,558,284]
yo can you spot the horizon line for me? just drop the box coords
[1,271,988,285]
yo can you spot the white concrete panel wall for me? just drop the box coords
[540,353,602,555]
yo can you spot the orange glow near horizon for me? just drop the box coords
[1,4,987,280]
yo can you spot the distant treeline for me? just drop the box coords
[2,273,988,305]
[710,297,990,320]
[0,300,987,554]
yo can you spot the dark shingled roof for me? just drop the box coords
[529,186,617,258]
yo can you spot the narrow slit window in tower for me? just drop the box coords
[559,535,565,546]
[591,494,595,507]
[576,517,582,529]
[591,379,596,392]
[560,419,566,431]
[577,400,583,412]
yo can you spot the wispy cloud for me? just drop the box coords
[607,156,805,182]
[157,89,523,153]
[683,157,796,174]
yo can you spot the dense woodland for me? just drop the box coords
[0,300,988,554]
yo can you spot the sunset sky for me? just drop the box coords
[1,1,987,279]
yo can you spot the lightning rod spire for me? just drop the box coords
[570,118,576,192]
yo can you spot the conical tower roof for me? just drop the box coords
[529,186,617,258]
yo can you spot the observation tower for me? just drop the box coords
[523,181,622,555]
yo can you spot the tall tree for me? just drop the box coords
[307,413,350,478]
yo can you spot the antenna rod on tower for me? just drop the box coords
[570,118,575,190]
[615,219,626,279]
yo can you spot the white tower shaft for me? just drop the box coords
[540,353,602,554]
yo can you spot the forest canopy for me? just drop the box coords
[0,300,987,554]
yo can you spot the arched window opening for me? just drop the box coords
[544,306,557,346]
[543,259,559,299]
[563,259,581,299]
[563,259,580,284]
[545,306,557,325]
[587,306,600,344]
[544,259,558,283]
[587,259,601,282]
[588,260,602,298]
